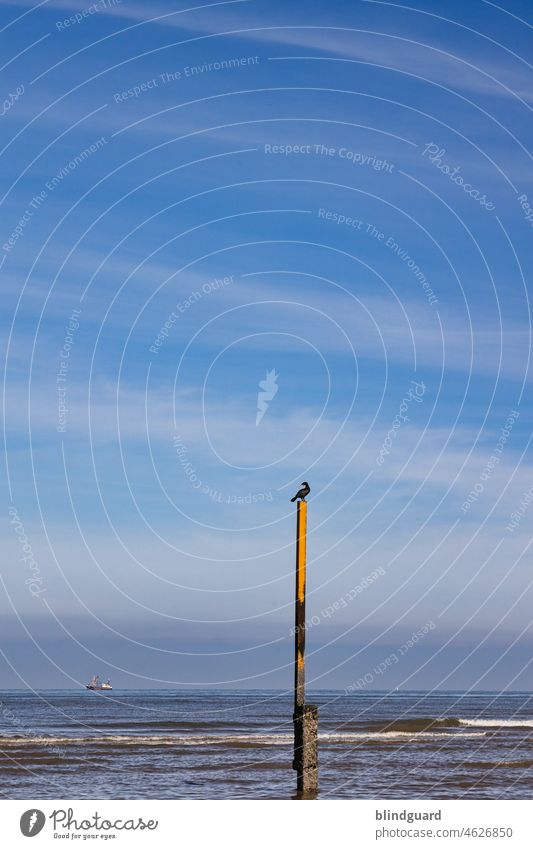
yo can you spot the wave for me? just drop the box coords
[95,721,244,730]
[2,715,528,747]
[369,718,462,733]
[458,718,533,728]
[0,730,486,747]
[462,759,533,769]
[365,717,533,732]
[319,731,484,741]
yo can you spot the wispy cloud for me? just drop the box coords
[8,0,531,102]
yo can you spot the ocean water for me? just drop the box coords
[1,690,532,799]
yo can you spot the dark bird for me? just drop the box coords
[291,481,310,502]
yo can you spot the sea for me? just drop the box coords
[1,690,532,799]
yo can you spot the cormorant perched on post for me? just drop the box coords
[291,482,310,502]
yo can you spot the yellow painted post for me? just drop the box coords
[294,500,307,709]
[292,499,318,796]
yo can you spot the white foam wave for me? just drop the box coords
[319,731,485,741]
[459,718,533,728]
[0,730,487,747]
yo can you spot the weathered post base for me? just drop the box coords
[293,704,318,797]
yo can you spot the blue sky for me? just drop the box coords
[1,0,533,689]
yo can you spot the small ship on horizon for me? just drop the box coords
[85,675,112,691]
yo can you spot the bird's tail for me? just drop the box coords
[290,496,297,502]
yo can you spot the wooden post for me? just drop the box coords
[292,499,318,797]
[294,500,307,711]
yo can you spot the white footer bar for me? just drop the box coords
[1,799,532,848]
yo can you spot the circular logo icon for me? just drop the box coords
[20,809,46,837]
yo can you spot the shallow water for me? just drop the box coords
[1,690,532,799]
